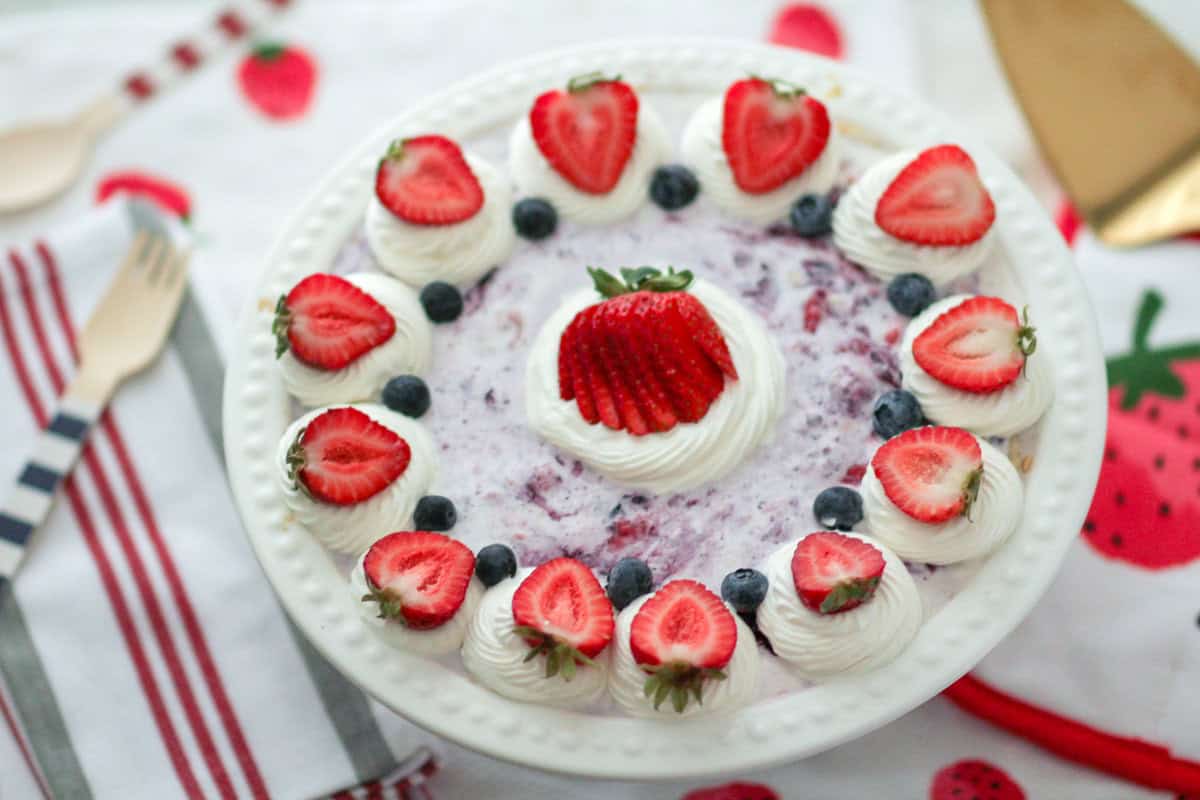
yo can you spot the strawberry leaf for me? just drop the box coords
[1106,290,1200,410]
[567,71,621,93]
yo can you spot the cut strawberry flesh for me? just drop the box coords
[722,78,831,194]
[280,273,396,370]
[375,135,484,225]
[871,425,983,523]
[295,407,411,505]
[630,579,736,670]
[511,557,614,658]
[790,532,886,614]
[913,296,1031,393]
[874,144,995,246]
[530,78,638,194]
[362,531,475,629]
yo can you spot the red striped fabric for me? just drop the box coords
[37,241,272,800]
[1,251,205,797]
[0,681,50,800]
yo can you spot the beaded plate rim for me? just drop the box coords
[222,38,1106,780]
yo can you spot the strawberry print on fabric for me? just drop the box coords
[682,781,780,800]
[95,170,191,220]
[1083,290,1200,569]
[767,3,844,59]
[237,42,317,120]
[930,759,1025,800]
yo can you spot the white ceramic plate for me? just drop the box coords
[222,39,1106,780]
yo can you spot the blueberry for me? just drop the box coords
[512,197,558,240]
[886,273,936,317]
[475,543,517,587]
[413,495,457,531]
[606,557,653,611]
[812,486,863,531]
[720,568,768,615]
[649,165,700,211]
[419,281,463,323]
[381,374,430,418]
[872,389,924,439]
[788,193,834,237]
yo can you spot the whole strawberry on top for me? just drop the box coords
[361,531,475,629]
[875,144,995,246]
[531,72,639,194]
[511,558,615,681]
[912,296,1037,394]
[285,406,412,505]
[629,579,736,713]
[790,532,885,614]
[273,273,396,369]
[722,76,832,194]
[375,134,484,225]
[557,267,739,436]
[872,425,982,524]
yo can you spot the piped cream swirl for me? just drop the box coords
[507,102,670,224]
[861,434,1023,564]
[524,279,786,493]
[350,556,483,656]
[832,150,995,286]
[901,295,1054,437]
[756,534,921,677]
[275,404,437,554]
[365,154,516,288]
[607,593,759,719]
[681,95,840,225]
[460,569,609,708]
[278,273,432,408]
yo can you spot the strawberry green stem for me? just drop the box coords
[1106,290,1200,409]
[587,266,694,298]
[641,661,728,713]
[512,625,595,681]
[252,42,287,61]
[750,74,807,99]
[567,71,621,93]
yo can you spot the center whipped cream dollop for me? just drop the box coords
[279,273,433,408]
[275,404,437,554]
[861,434,1023,564]
[832,151,995,285]
[508,104,671,224]
[681,96,840,225]
[901,295,1054,437]
[755,534,921,677]
[365,154,516,288]
[350,557,483,656]
[607,593,758,719]
[525,279,786,493]
[460,569,609,708]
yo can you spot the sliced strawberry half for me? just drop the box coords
[874,144,995,245]
[361,531,475,629]
[629,579,737,713]
[871,425,983,524]
[721,76,831,194]
[790,532,886,614]
[511,557,614,680]
[557,267,738,436]
[530,72,638,194]
[375,134,484,225]
[286,407,411,505]
[273,273,396,369]
[913,296,1037,393]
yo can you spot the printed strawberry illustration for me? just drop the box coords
[722,76,831,194]
[682,782,780,800]
[1083,289,1200,569]
[361,532,475,629]
[930,759,1025,800]
[767,3,844,59]
[285,407,411,505]
[558,267,738,436]
[531,72,638,194]
[237,42,317,120]
[875,145,995,245]
[95,170,191,220]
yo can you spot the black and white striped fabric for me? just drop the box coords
[0,397,99,578]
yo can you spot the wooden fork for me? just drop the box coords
[0,232,189,579]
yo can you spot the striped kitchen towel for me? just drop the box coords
[0,198,438,800]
